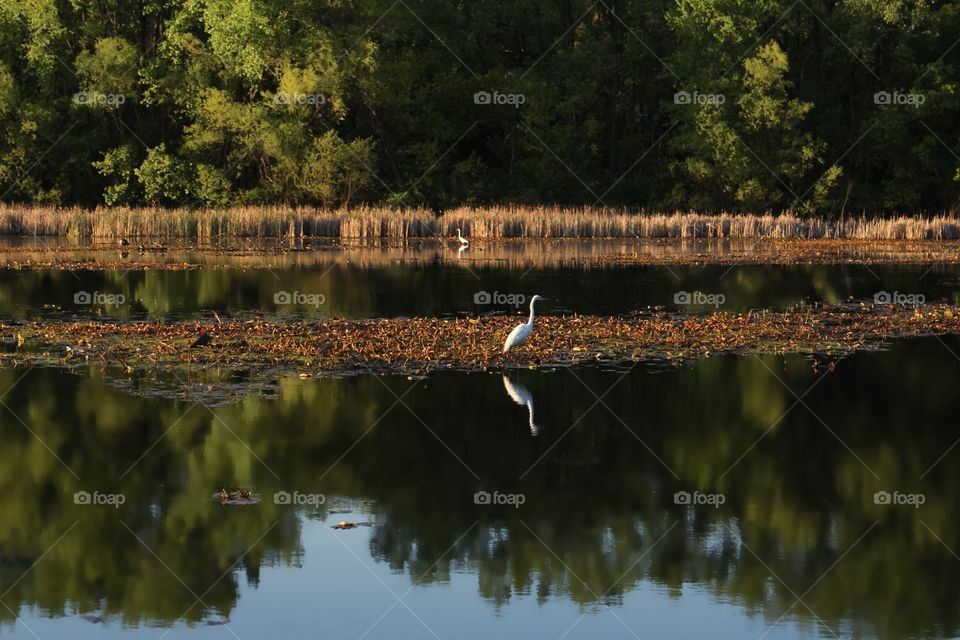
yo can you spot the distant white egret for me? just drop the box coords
[502,295,545,353]
[502,374,539,436]
[456,228,469,247]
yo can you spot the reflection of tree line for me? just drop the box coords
[2,263,960,322]
[0,369,302,625]
[1,342,960,638]
[7,240,960,270]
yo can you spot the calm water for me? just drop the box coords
[2,242,960,639]
[1,257,959,320]
[1,338,960,639]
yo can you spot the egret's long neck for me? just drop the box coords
[527,299,537,325]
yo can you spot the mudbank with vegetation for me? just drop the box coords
[6,303,959,379]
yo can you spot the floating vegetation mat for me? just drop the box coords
[3,304,959,381]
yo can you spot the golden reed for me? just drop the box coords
[1,204,958,240]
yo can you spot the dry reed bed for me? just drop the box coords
[2,204,960,240]
[6,304,959,376]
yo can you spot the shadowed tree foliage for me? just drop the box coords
[0,0,958,212]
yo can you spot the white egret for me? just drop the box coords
[502,374,539,436]
[502,295,545,353]
[456,228,469,247]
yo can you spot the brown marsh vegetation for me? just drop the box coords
[7,303,959,379]
[3,204,960,240]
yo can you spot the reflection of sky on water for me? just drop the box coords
[13,517,814,640]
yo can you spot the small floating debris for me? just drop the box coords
[332,520,374,530]
[214,488,260,506]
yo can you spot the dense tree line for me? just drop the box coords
[1,0,958,214]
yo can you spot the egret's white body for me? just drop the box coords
[456,228,469,247]
[502,295,544,353]
[502,374,539,435]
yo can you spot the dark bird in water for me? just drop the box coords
[190,332,213,348]
[119,238,129,246]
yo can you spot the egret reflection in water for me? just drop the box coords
[502,373,539,435]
